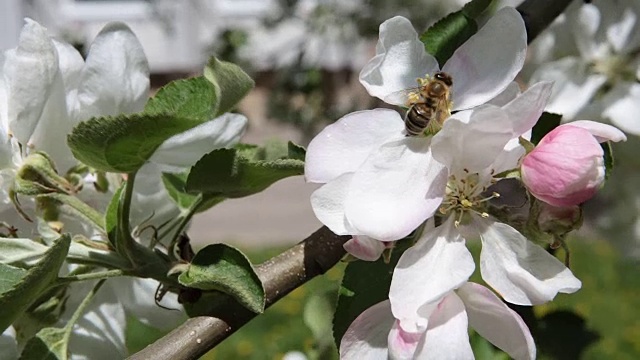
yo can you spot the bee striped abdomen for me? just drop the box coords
[405,104,434,136]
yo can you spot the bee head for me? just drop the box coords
[434,72,453,86]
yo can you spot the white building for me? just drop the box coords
[1,0,276,73]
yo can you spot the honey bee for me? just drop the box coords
[385,72,453,136]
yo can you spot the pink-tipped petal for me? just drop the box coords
[521,124,606,207]
[413,292,474,360]
[388,320,423,360]
[340,300,394,360]
[344,236,386,261]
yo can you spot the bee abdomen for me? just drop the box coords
[405,105,434,136]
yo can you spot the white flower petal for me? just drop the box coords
[432,105,512,174]
[345,137,447,241]
[458,282,536,360]
[390,217,475,331]
[413,292,474,360]
[0,327,18,360]
[310,173,359,236]
[601,82,640,136]
[606,7,637,53]
[388,320,423,360]
[530,58,606,120]
[344,235,386,261]
[305,109,404,183]
[131,162,181,241]
[51,39,84,92]
[477,218,582,305]
[150,113,248,173]
[5,19,59,145]
[487,81,521,107]
[27,71,76,171]
[108,277,185,331]
[491,137,526,174]
[66,281,127,360]
[340,300,393,360]
[443,7,526,110]
[73,22,149,120]
[570,4,601,60]
[503,81,554,136]
[359,16,439,103]
[568,120,627,143]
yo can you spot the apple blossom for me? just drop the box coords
[341,282,536,360]
[390,98,581,327]
[359,7,526,116]
[306,7,529,242]
[521,121,626,207]
[527,0,640,134]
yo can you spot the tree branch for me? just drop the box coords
[128,226,350,360]
[516,0,575,44]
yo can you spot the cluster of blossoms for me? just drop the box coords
[0,19,247,358]
[305,7,626,359]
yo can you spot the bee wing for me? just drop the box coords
[383,87,421,106]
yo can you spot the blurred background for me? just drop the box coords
[2,0,639,359]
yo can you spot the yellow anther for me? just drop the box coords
[481,212,489,218]
[408,92,420,104]
[461,199,473,208]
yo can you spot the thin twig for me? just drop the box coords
[128,226,350,360]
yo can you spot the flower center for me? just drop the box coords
[591,51,637,86]
[438,171,500,226]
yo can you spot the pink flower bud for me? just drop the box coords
[521,124,605,207]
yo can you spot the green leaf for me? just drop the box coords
[461,0,493,18]
[162,172,223,213]
[288,141,306,162]
[304,292,336,349]
[0,238,48,266]
[18,327,67,360]
[105,184,124,247]
[178,243,265,313]
[420,11,477,65]
[531,111,562,144]
[0,234,71,333]
[186,146,304,199]
[67,113,204,173]
[332,239,412,347]
[144,76,217,120]
[68,76,222,173]
[204,57,255,117]
[0,263,27,294]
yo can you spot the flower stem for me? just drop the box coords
[56,269,125,285]
[64,279,107,331]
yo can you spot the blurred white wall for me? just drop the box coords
[3,0,277,73]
